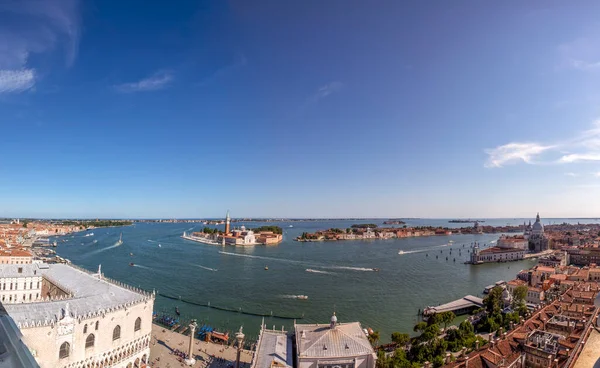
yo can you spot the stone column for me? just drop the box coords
[185,320,198,366]
[235,326,245,368]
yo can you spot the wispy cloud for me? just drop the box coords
[484,143,555,168]
[558,37,600,72]
[197,54,247,87]
[0,69,35,93]
[114,71,174,93]
[485,119,600,167]
[0,0,81,93]
[565,172,579,177]
[312,82,344,102]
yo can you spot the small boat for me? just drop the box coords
[289,225,293,228]
[158,244,162,248]
[398,250,405,255]
[130,253,134,256]
[175,307,180,316]
[296,295,308,300]
[115,232,123,246]
[129,263,134,267]
[92,240,98,244]
[372,268,380,272]
[264,266,269,270]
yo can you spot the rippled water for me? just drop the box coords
[54,218,588,342]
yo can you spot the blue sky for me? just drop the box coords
[2,1,600,218]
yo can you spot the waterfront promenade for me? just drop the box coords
[149,323,252,368]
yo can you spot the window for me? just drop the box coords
[113,325,121,341]
[30,282,32,289]
[85,334,95,348]
[95,321,99,330]
[59,342,70,359]
[134,317,141,332]
[84,324,88,334]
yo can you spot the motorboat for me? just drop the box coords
[372,268,380,272]
[130,253,134,256]
[175,307,180,316]
[129,262,134,267]
[398,250,405,255]
[115,232,123,246]
[264,266,269,270]
[158,244,162,248]
[296,295,308,300]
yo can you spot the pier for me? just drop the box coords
[423,295,484,317]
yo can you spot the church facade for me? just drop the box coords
[523,213,549,252]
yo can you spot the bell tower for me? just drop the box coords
[225,210,231,235]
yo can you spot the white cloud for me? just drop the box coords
[0,69,35,93]
[564,172,578,177]
[594,172,600,178]
[313,81,344,102]
[558,153,600,163]
[114,71,174,93]
[487,119,600,167]
[0,0,81,93]
[484,143,554,168]
[558,37,600,72]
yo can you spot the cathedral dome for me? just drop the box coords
[532,221,544,232]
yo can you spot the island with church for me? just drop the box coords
[181,211,283,246]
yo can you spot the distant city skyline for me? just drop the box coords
[2,1,600,218]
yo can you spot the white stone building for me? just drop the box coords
[1,263,154,368]
[294,314,376,368]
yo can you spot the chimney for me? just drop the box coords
[445,353,452,365]
[475,340,480,350]
[489,333,493,343]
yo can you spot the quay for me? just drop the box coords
[182,233,221,246]
[423,295,483,317]
[150,323,252,368]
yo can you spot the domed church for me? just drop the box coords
[524,213,549,252]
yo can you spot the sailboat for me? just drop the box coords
[115,233,123,246]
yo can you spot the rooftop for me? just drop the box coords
[295,321,374,359]
[252,329,293,368]
[3,263,152,327]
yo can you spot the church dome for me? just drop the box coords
[533,221,544,232]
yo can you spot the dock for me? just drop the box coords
[423,295,484,317]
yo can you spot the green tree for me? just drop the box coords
[440,311,455,331]
[391,332,410,347]
[413,321,428,334]
[511,285,528,316]
[368,330,381,346]
[483,286,504,315]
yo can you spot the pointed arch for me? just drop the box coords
[134,317,141,331]
[59,341,70,359]
[85,333,95,348]
[113,325,121,341]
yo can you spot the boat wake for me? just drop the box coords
[219,251,376,273]
[195,265,218,272]
[147,239,156,243]
[279,295,298,299]
[398,249,427,255]
[324,266,374,272]
[305,269,334,275]
[132,264,151,270]
[87,243,121,256]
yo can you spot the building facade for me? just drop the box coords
[1,263,154,368]
[470,244,525,264]
[294,314,376,368]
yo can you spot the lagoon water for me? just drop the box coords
[54,218,596,342]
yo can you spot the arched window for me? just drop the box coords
[59,342,70,359]
[95,321,99,330]
[85,334,95,348]
[113,325,121,341]
[134,317,141,332]
[83,324,88,334]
